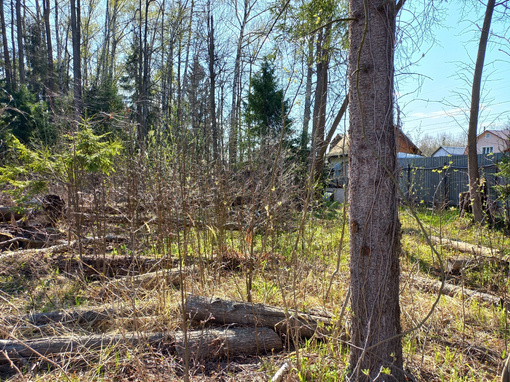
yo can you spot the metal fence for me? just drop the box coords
[398,153,505,206]
[327,153,507,206]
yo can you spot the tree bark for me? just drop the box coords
[316,94,349,161]
[228,0,251,165]
[207,10,219,162]
[175,327,282,360]
[101,268,183,291]
[0,329,280,364]
[467,0,495,223]
[15,0,24,85]
[42,0,54,102]
[310,26,330,190]
[0,332,167,363]
[0,0,12,89]
[410,275,510,311]
[185,295,333,339]
[428,235,499,257]
[70,0,82,122]
[300,38,314,161]
[54,0,62,92]
[348,0,403,380]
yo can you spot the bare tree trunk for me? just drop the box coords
[467,0,495,223]
[310,25,331,191]
[140,0,151,141]
[54,0,62,92]
[15,0,24,85]
[300,38,314,161]
[10,0,16,88]
[43,0,54,105]
[0,0,12,90]
[207,10,219,162]
[70,0,82,122]
[228,0,250,166]
[316,94,348,161]
[348,0,403,380]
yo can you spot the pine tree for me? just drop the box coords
[244,59,293,146]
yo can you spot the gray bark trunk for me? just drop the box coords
[348,0,403,380]
[208,12,219,162]
[185,295,333,339]
[43,0,54,102]
[175,327,282,360]
[0,333,167,362]
[70,0,82,121]
[467,0,495,223]
[15,0,24,85]
[0,0,12,89]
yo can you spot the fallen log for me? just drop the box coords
[0,207,26,222]
[0,332,168,362]
[100,268,183,291]
[0,242,73,260]
[410,275,508,310]
[2,305,161,335]
[53,253,174,278]
[429,235,499,257]
[185,295,332,339]
[175,327,282,360]
[0,236,48,249]
[446,255,508,274]
[0,327,282,364]
[2,308,113,328]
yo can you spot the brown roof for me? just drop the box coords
[326,129,421,158]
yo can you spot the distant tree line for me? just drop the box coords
[0,0,349,181]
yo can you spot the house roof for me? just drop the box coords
[326,129,421,158]
[462,129,510,154]
[481,129,510,140]
[327,135,349,157]
[431,146,466,157]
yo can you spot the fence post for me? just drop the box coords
[443,161,449,207]
[407,164,411,202]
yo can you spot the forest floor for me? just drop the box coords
[1,201,509,381]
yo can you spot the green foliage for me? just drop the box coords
[84,80,125,116]
[0,85,54,147]
[244,59,293,144]
[0,125,122,202]
[25,21,49,94]
[493,154,510,226]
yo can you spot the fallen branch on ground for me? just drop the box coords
[410,274,508,310]
[99,268,183,291]
[429,235,499,257]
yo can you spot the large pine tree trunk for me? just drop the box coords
[347,0,403,380]
[467,0,495,223]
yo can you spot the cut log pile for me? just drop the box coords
[0,295,333,367]
[185,295,333,339]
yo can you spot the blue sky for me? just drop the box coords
[396,1,510,142]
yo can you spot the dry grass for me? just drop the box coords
[1,202,510,381]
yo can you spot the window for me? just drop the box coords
[482,146,494,154]
[485,133,491,139]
